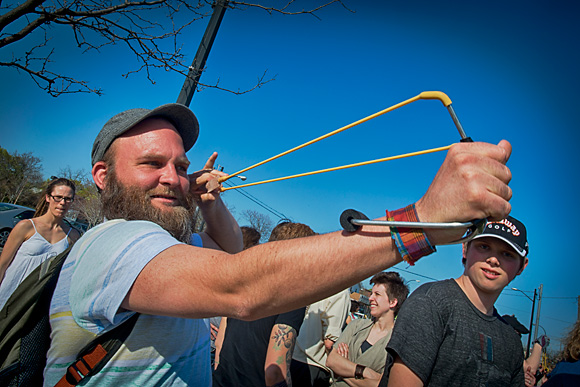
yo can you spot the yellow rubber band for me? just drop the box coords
[221,144,453,191]
[219,91,454,184]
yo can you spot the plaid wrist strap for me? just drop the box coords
[387,204,436,266]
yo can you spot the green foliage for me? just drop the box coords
[0,147,43,207]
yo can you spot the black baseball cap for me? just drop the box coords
[92,103,199,166]
[472,216,529,257]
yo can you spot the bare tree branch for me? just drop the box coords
[229,0,353,20]
[0,0,45,32]
[0,0,350,96]
[0,32,103,96]
[241,209,273,242]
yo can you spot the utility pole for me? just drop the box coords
[176,0,228,231]
[177,0,229,107]
[534,284,544,342]
[526,288,537,356]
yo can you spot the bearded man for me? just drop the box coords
[44,105,242,386]
[45,102,514,386]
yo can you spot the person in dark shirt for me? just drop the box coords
[213,222,316,387]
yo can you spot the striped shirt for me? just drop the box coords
[44,219,210,386]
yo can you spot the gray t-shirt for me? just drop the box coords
[385,279,524,387]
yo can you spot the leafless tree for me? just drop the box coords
[240,209,273,242]
[0,0,350,97]
[55,166,86,182]
[74,184,103,229]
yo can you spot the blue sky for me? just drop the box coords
[1,1,579,351]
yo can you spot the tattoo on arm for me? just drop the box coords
[272,324,294,351]
[270,324,297,385]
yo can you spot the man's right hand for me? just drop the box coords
[415,140,512,245]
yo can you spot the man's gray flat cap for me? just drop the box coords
[91,103,199,166]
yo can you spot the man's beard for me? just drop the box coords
[101,171,196,243]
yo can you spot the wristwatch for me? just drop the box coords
[355,364,366,379]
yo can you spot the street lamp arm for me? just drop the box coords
[511,287,534,302]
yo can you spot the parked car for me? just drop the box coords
[64,219,89,234]
[0,203,35,248]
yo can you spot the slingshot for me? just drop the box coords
[217,91,485,244]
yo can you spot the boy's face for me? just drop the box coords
[463,237,528,297]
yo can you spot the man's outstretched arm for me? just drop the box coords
[122,141,513,320]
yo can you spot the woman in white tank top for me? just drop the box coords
[0,177,81,309]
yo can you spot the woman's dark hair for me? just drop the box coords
[350,300,359,313]
[34,177,76,217]
[370,271,409,316]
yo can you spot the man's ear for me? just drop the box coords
[516,257,529,276]
[389,298,398,310]
[92,161,108,191]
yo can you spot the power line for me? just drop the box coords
[505,288,534,295]
[392,271,577,301]
[223,180,288,220]
[393,267,438,282]
[502,293,536,299]
[542,315,577,325]
[542,296,578,300]
[504,289,577,300]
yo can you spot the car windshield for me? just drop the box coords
[15,210,35,220]
[0,203,16,212]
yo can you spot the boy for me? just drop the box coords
[384,216,529,386]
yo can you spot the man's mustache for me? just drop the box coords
[146,188,189,206]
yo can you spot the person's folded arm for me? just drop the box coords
[326,344,382,387]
